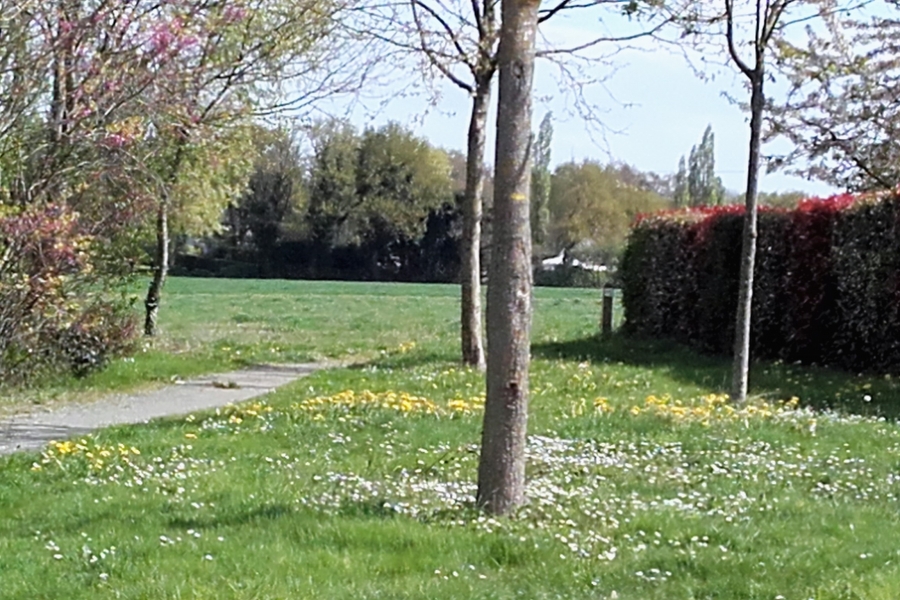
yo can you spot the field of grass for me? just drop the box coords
[3,278,900,599]
[1,278,602,414]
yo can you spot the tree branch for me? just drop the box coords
[536,21,669,56]
[538,0,572,24]
[725,0,754,77]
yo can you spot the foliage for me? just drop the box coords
[303,121,454,279]
[673,125,724,207]
[0,204,137,383]
[621,191,900,373]
[168,125,257,239]
[307,120,454,246]
[757,190,805,208]
[688,125,725,207]
[533,264,608,289]
[530,112,553,248]
[223,126,305,259]
[0,0,364,337]
[770,4,900,190]
[354,123,453,243]
[673,156,690,207]
[548,160,669,257]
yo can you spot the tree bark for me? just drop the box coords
[476,0,539,516]
[460,77,491,370]
[731,74,764,403]
[144,198,169,337]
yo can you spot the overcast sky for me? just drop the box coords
[335,7,837,198]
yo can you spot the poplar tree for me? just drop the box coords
[678,125,724,207]
[530,111,553,248]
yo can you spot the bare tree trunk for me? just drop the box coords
[144,198,169,337]
[460,77,491,370]
[731,75,764,403]
[476,0,539,516]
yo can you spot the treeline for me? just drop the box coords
[174,121,677,283]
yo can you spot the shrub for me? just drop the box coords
[534,264,608,288]
[621,191,900,373]
[0,204,138,382]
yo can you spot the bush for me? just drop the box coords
[0,204,138,382]
[621,192,900,373]
[56,301,138,377]
[534,264,609,288]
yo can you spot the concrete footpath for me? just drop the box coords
[0,363,326,456]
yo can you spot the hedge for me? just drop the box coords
[621,191,900,373]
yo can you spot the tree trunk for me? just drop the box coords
[460,77,491,370]
[731,74,764,403]
[476,0,539,516]
[144,198,169,337]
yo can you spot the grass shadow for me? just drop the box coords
[533,333,900,420]
[168,502,296,530]
[347,349,460,372]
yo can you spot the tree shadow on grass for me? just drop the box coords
[167,499,411,534]
[533,333,900,420]
[346,350,461,372]
[168,502,296,530]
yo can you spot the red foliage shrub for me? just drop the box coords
[0,203,137,382]
[621,190,900,373]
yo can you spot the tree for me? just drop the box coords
[355,123,453,260]
[548,160,669,260]
[673,156,690,207]
[137,0,364,336]
[531,111,553,249]
[476,0,540,517]
[677,125,724,207]
[0,0,367,335]
[306,120,361,250]
[769,7,900,191]
[608,162,675,199]
[672,0,852,402]
[757,190,805,208]
[722,0,806,402]
[226,127,305,265]
[305,121,453,278]
[392,0,501,369]
[361,0,675,370]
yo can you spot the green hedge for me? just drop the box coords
[621,192,900,372]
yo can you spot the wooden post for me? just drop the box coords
[602,286,614,336]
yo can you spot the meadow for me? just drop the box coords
[3,278,900,599]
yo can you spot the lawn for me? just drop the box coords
[3,278,900,599]
[0,278,600,413]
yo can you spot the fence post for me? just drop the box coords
[601,286,615,336]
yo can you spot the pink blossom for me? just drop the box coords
[149,26,175,53]
[223,6,248,23]
[101,133,127,148]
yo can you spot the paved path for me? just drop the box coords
[0,363,326,456]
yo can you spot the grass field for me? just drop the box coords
[1,279,603,413]
[3,278,900,599]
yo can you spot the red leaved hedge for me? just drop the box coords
[621,191,900,372]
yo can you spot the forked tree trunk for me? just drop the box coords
[476,0,539,516]
[731,75,764,403]
[460,77,492,370]
[144,198,169,336]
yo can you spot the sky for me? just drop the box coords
[333,6,838,199]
